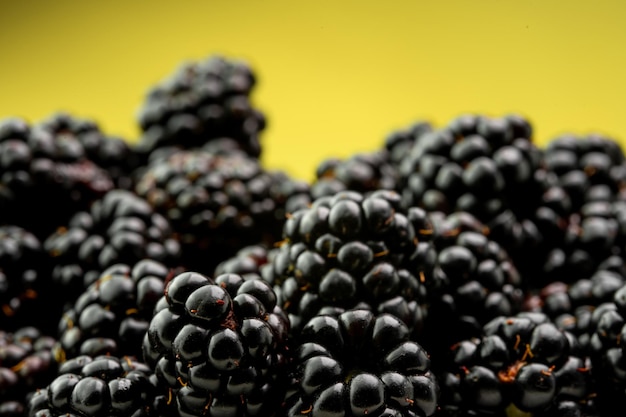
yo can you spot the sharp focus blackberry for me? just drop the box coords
[135,149,310,273]
[135,55,266,160]
[0,115,125,239]
[283,309,439,417]
[142,270,290,417]
[0,225,53,332]
[0,327,57,417]
[26,354,158,417]
[54,259,177,362]
[44,189,181,305]
[437,312,596,416]
[264,189,429,338]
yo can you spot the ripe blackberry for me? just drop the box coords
[54,259,178,362]
[37,112,140,190]
[437,312,595,416]
[417,211,524,361]
[383,120,434,166]
[214,244,273,281]
[264,189,428,337]
[135,55,266,160]
[135,149,310,273]
[44,189,181,304]
[397,114,558,283]
[142,270,290,417]
[26,354,158,417]
[532,134,626,287]
[0,225,53,332]
[0,116,117,238]
[0,327,57,417]
[284,309,439,417]
[311,151,399,198]
[543,281,626,413]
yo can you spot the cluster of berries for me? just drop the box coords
[2,54,626,417]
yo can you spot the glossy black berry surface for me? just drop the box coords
[142,270,290,417]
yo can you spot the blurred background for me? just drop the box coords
[1,0,625,181]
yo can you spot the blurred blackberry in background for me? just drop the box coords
[37,112,140,190]
[530,133,626,288]
[283,309,439,417]
[397,114,562,284]
[0,225,53,332]
[142,270,290,417]
[214,244,274,281]
[135,149,310,274]
[54,259,177,363]
[26,354,158,417]
[44,189,181,306]
[263,189,428,337]
[437,312,596,416]
[135,55,266,161]
[311,151,399,200]
[383,119,434,167]
[0,327,56,417]
[0,116,114,239]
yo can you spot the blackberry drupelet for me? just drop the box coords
[264,189,428,338]
[26,354,158,417]
[54,259,178,362]
[135,149,310,273]
[437,312,596,416]
[0,225,53,332]
[44,189,181,305]
[0,327,57,417]
[135,55,266,160]
[0,116,116,239]
[284,309,439,417]
[142,270,290,417]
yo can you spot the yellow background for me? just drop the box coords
[1,1,625,181]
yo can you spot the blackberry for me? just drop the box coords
[135,55,266,160]
[546,281,626,413]
[135,149,310,273]
[0,225,52,331]
[214,244,273,281]
[437,312,595,416]
[54,259,178,362]
[311,151,399,198]
[37,112,140,190]
[0,116,116,238]
[264,189,429,337]
[284,309,439,417]
[383,120,434,167]
[418,211,524,361]
[0,327,57,417]
[44,189,181,304]
[532,134,626,287]
[142,270,289,417]
[397,114,557,283]
[26,354,158,417]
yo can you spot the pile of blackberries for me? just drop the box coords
[2,54,625,417]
